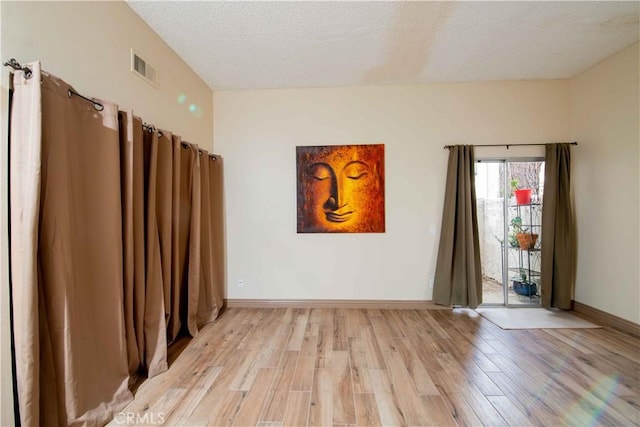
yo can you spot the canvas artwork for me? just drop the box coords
[296,144,385,233]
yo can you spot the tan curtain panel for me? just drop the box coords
[142,126,170,378]
[541,143,577,309]
[184,143,201,337]
[11,65,133,426]
[119,111,145,377]
[209,156,225,319]
[155,130,175,340]
[197,153,224,325]
[9,64,224,426]
[119,112,169,379]
[433,145,482,308]
[169,135,184,342]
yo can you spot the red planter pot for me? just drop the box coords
[514,189,532,205]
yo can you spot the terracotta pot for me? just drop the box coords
[514,189,532,205]
[516,233,538,250]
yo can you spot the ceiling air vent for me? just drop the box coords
[131,49,159,88]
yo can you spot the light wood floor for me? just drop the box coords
[109,307,640,426]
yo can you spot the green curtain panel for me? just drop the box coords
[541,143,577,309]
[433,145,482,308]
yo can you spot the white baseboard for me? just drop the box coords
[224,298,444,310]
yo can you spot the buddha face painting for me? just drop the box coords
[297,144,385,233]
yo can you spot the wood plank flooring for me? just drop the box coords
[108,308,640,426]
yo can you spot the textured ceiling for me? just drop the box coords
[127,1,639,90]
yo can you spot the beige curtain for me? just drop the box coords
[209,156,225,320]
[119,111,144,377]
[119,112,169,379]
[168,135,184,342]
[433,145,482,308]
[184,142,201,337]
[11,64,133,426]
[9,61,44,427]
[197,153,224,325]
[155,131,175,341]
[10,64,224,426]
[141,125,169,378]
[541,143,576,309]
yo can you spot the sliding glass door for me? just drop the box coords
[476,159,544,307]
[476,161,506,304]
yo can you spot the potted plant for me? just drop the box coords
[508,216,523,248]
[510,178,532,205]
[516,232,539,250]
[509,216,538,250]
[513,268,537,296]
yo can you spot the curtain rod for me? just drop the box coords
[143,126,217,160]
[181,142,218,160]
[443,142,578,149]
[68,89,104,111]
[3,58,32,79]
[5,57,218,161]
[5,57,104,111]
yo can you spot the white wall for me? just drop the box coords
[570,42,640,324]
[0,2,214,424]
[215,81,569,301]
[1,1,213,147]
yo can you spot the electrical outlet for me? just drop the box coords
[237,279,245,288]
[429,278,434,289]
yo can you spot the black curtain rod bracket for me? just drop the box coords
[3,58,32,79]
[67,89,104,112]
[443,142,578,149]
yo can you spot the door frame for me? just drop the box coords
[476,157,544,307]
